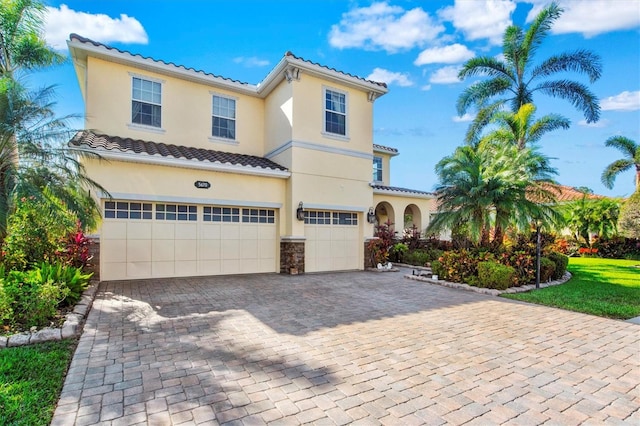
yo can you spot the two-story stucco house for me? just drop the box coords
[67,34,435,281]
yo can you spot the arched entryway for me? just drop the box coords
[403,204,422,232]
[374,202,395,227]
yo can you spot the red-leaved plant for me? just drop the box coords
[57,221,92,268]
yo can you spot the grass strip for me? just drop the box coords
[502,257,640,319]
[0,339,76,426]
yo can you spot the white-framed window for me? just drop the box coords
[324,88,347,136]
[104,201,152,220]
[212,95,236,140]
[304,211,358,226]
[242,208,275,224]
[132,76,162,128]
[203,206,240,223]
[156,204,197,221]
[373,156,383,182]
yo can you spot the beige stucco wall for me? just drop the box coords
[84,57,265,156]
[264,79,293,157]
[373,151,393,185]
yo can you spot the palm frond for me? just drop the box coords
[534,79,600,123]
[531,50,602,83]
[456,78,512,115]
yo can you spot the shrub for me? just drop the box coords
[36,262,93,306]
[497,250,535,286]
[403,248,444,266]
[57,221,92,268]
[437,249,493,283]
[547,251,569,280]
[618,190,640,239]
[477,261,515,290]
[1,269,69,329]
[2,196,76,271]
[367,239,389,267]
[401,226,421,250]
[593,236,640,259]
[539,257,556,282]
[389,243,408,263]
[430,260,443,277]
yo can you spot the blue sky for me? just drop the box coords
[36,0,640,197]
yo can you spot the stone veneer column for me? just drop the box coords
[280,237,305,274]
[87,236,100,281]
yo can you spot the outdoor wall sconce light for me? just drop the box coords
[367,207,376,224]
[296,202,305,221]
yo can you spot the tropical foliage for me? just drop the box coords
[563,196,621,246]
[428,142,559,247]
[457,2,601,135]
[601,136,639,192]
[618,191,640,239]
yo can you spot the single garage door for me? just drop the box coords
[100,201,277,281]
[304,210,359,272]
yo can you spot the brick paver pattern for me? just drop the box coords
[51,270,640,425]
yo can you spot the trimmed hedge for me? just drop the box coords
[477,261,515,290]
[547,251,569,280]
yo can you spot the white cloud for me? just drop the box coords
[525,0,640,37]
[578,119,610,128]
[429,65,462,84]
[414,43,475,65]
[329,2,444,52]
[421,84,432,91]
[367,68,413,87]
[45,4,147,50]
[233,56,270,67]
[453,113,475,122]
[601,91,640,111]
[439,0,516,45]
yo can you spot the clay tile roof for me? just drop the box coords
[69,34,250,86]
[284,51,387,88]
[373,144,398,154]
[371,184,433,197]
[70,131,288,171]
[528,182,605,203]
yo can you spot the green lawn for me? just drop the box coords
[502,257,640,319]
[0,340,76,426]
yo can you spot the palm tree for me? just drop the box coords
[457,2,602,125]
[428,143,559,247]
[0,0,65,79]
[470,103,570,149]
[601,136,639,192]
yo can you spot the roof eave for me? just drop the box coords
[73,146,291,178]
[373,146,399,156]
[67,38,260,97]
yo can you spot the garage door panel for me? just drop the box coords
[221,240,240,260]
[175,240,196,261]
[127,239,151,262]
[127,222,152,239]
[176,261,197,276]
[153,223,175,240]
[152,240,174,262]
[102,239,127,263]
[152,261,174,277]
[102,202,277,280]
[175,223,197,240]
[127,261,151,278]
[304,210,359,273]
[241,239,258,258]
[102,222,127,239]
[198,239,221,260]
[201,224,221,239]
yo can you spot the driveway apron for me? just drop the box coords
[51,270,640,425]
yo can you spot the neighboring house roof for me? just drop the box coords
[67,34,388,99]
[70,131,290,177]
[529,183,605,203]
[371,184,434,198]
[373,144,399,156]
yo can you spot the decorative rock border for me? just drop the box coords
[404,271,572,296]
[0,280,100,349]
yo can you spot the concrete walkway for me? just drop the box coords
[52,269,639,425]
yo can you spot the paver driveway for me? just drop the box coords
[52,269,639,425]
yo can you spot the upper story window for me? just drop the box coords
[373,156,383,182]
[132,77,162,128]
[212,95,236,140]
[324,88,347,136]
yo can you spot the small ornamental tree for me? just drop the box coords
[619,191,640,239]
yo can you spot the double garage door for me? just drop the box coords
[100,200,277,281]
[304,210,360,272]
